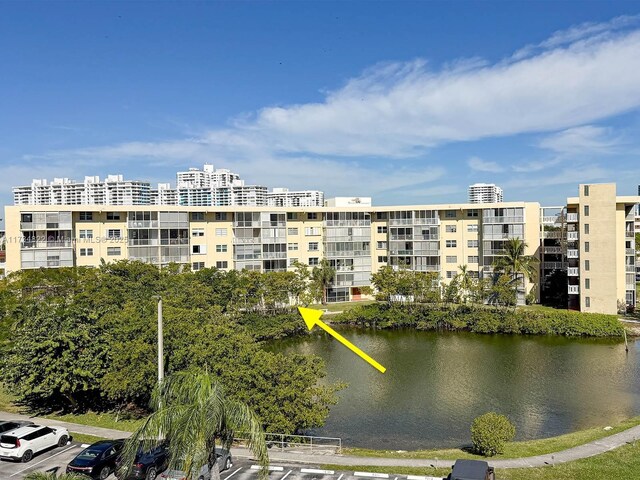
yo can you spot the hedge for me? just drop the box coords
[332,303,624,337]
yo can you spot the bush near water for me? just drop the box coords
[333,303,624,337]
[471,412,517,456]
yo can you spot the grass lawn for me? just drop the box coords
[70,432,110,445]
[342,415,640,460]
[327,441,640,479]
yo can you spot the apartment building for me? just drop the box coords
[267,188,324,207]
[468,183,504,204]
[4,183,637,314]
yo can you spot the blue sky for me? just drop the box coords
[2,1,640,211]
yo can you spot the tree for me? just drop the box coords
[311,259,336,305]
[456,265,474,304]
[118,371,269,480]
[488,274,517,309]
[471,412,516,456]
[636,232,640,253]
[24,473,86,480]
[493,238,539,304]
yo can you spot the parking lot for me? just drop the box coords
[0,443,446,480]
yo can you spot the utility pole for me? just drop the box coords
[156,296,164,384]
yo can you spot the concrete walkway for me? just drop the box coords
[2,410,639,469]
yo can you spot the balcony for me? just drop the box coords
[262,221,286,228]
[626,231,635,238]
[567,231,579,241]
[544,246,563,254]
[627,265,637,272]
[542,215,560,224]
[262,252,287,260]
[543,231,563,239]
[543,262,565,270]
[482,216,524,224]
[566,213,578,222]
[568,285,580,294]
[21,240,73,249]
[567,249,579,259]
[388,217,438,226]
[128,220,159,228]
[627,248,636,256]
[325,220,371,227]
[567,267,579,277]
[233,237,261,244]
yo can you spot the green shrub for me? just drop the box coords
[471,412,516,456]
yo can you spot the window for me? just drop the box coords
[446,270,457,279]
[467,224,478,232]
[376,241,387,249]
[21,213,33,223]
[287,212,297,220]
[378,256,388,263]
[79,212,93,221]
[192,228,205,237]
[585,259,590,271]
[216,244,228,253]
[79,229,93,239]
[584,224,589,234]
[584,205,590,217]
[215,212,227,221]
[467,240,479,248]
[376,212,388,220]
[377,226,388,234]
[446,225,457,233]
[467,209,479,217]
[307,212,318,220]
[445,210,456,218]
[79,248,94,256]
[585,297,591,308]
[446,240,457,248]
[107,247,121,256]
[287,227,298,235]
[288,243,299,251]
[106,212,120,220]
[446,255,457,263]
[468,256,479,264]
[192,262,205,271]
[305,227,320,236]
[585,278,590,289]
[191,212,205,221]
[584,241,589,253]
[192,245,206,254]
[308,242,319,251]
[215,228,227,237]
[309,257,319,266]
[288,257,298,266]
[107,229,121,239]
[216,261,228,269]
[584,185,590,196]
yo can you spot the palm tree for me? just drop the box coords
[493,238,538,304]
[25,473,86,480]
[118,371,268,480]
[457,264,474,304]
[312,259,336,305]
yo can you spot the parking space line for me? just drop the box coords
[337,474,344,480]
[224,467,243,480]
[9,445,78,477]
[281,470,293,480]
[301,468,335,475]
[354,472,389,479]
[251,465,285,471]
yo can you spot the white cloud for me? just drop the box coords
[468,157,503,173]
[538,125,621,154]
[505,165,610,189]
[511,158,562,173]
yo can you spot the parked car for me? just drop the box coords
[67,439,125,479]
[447,459,495,480]
[159,449,233,480]
[116,442,169,480]
[0,424,70,462]
[0,420,34,434]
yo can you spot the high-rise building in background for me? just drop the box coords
[468,183,504,204]
[12,164,324,208]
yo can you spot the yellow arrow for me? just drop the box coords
[298,307,387,374]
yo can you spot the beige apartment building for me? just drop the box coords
[3,183,638,314]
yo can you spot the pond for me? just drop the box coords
[270,328,640,450]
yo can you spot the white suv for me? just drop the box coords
[0,424,70,462]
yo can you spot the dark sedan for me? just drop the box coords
[116,442,169,480]
[67,439,125,480]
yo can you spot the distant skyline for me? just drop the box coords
[2,1,640,214]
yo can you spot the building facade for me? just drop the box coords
[468,183,504,204]
[4,183,638,314]
[267,188,324,207]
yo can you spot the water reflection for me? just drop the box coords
[270,329,640,449]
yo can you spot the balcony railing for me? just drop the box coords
[544,246,563,254]
[21,240,73,249]
[568,285,580,294]
[567,231,579,241]
[542,216,561,224]
[627,265,637,272]
[261,252,287,259]
[568,267,579,277]
[325,220,371,227]
[626,231,636,238]
[388,217,439,226]
[482,216,524,224]
[128,220,159,228]
[543,231,563,239]
[567,249,579,259]
[262,221,287,228]
[566,213,579,222]
[233,237,262,244]
[543,262,565,270]
[627,248,636,255]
